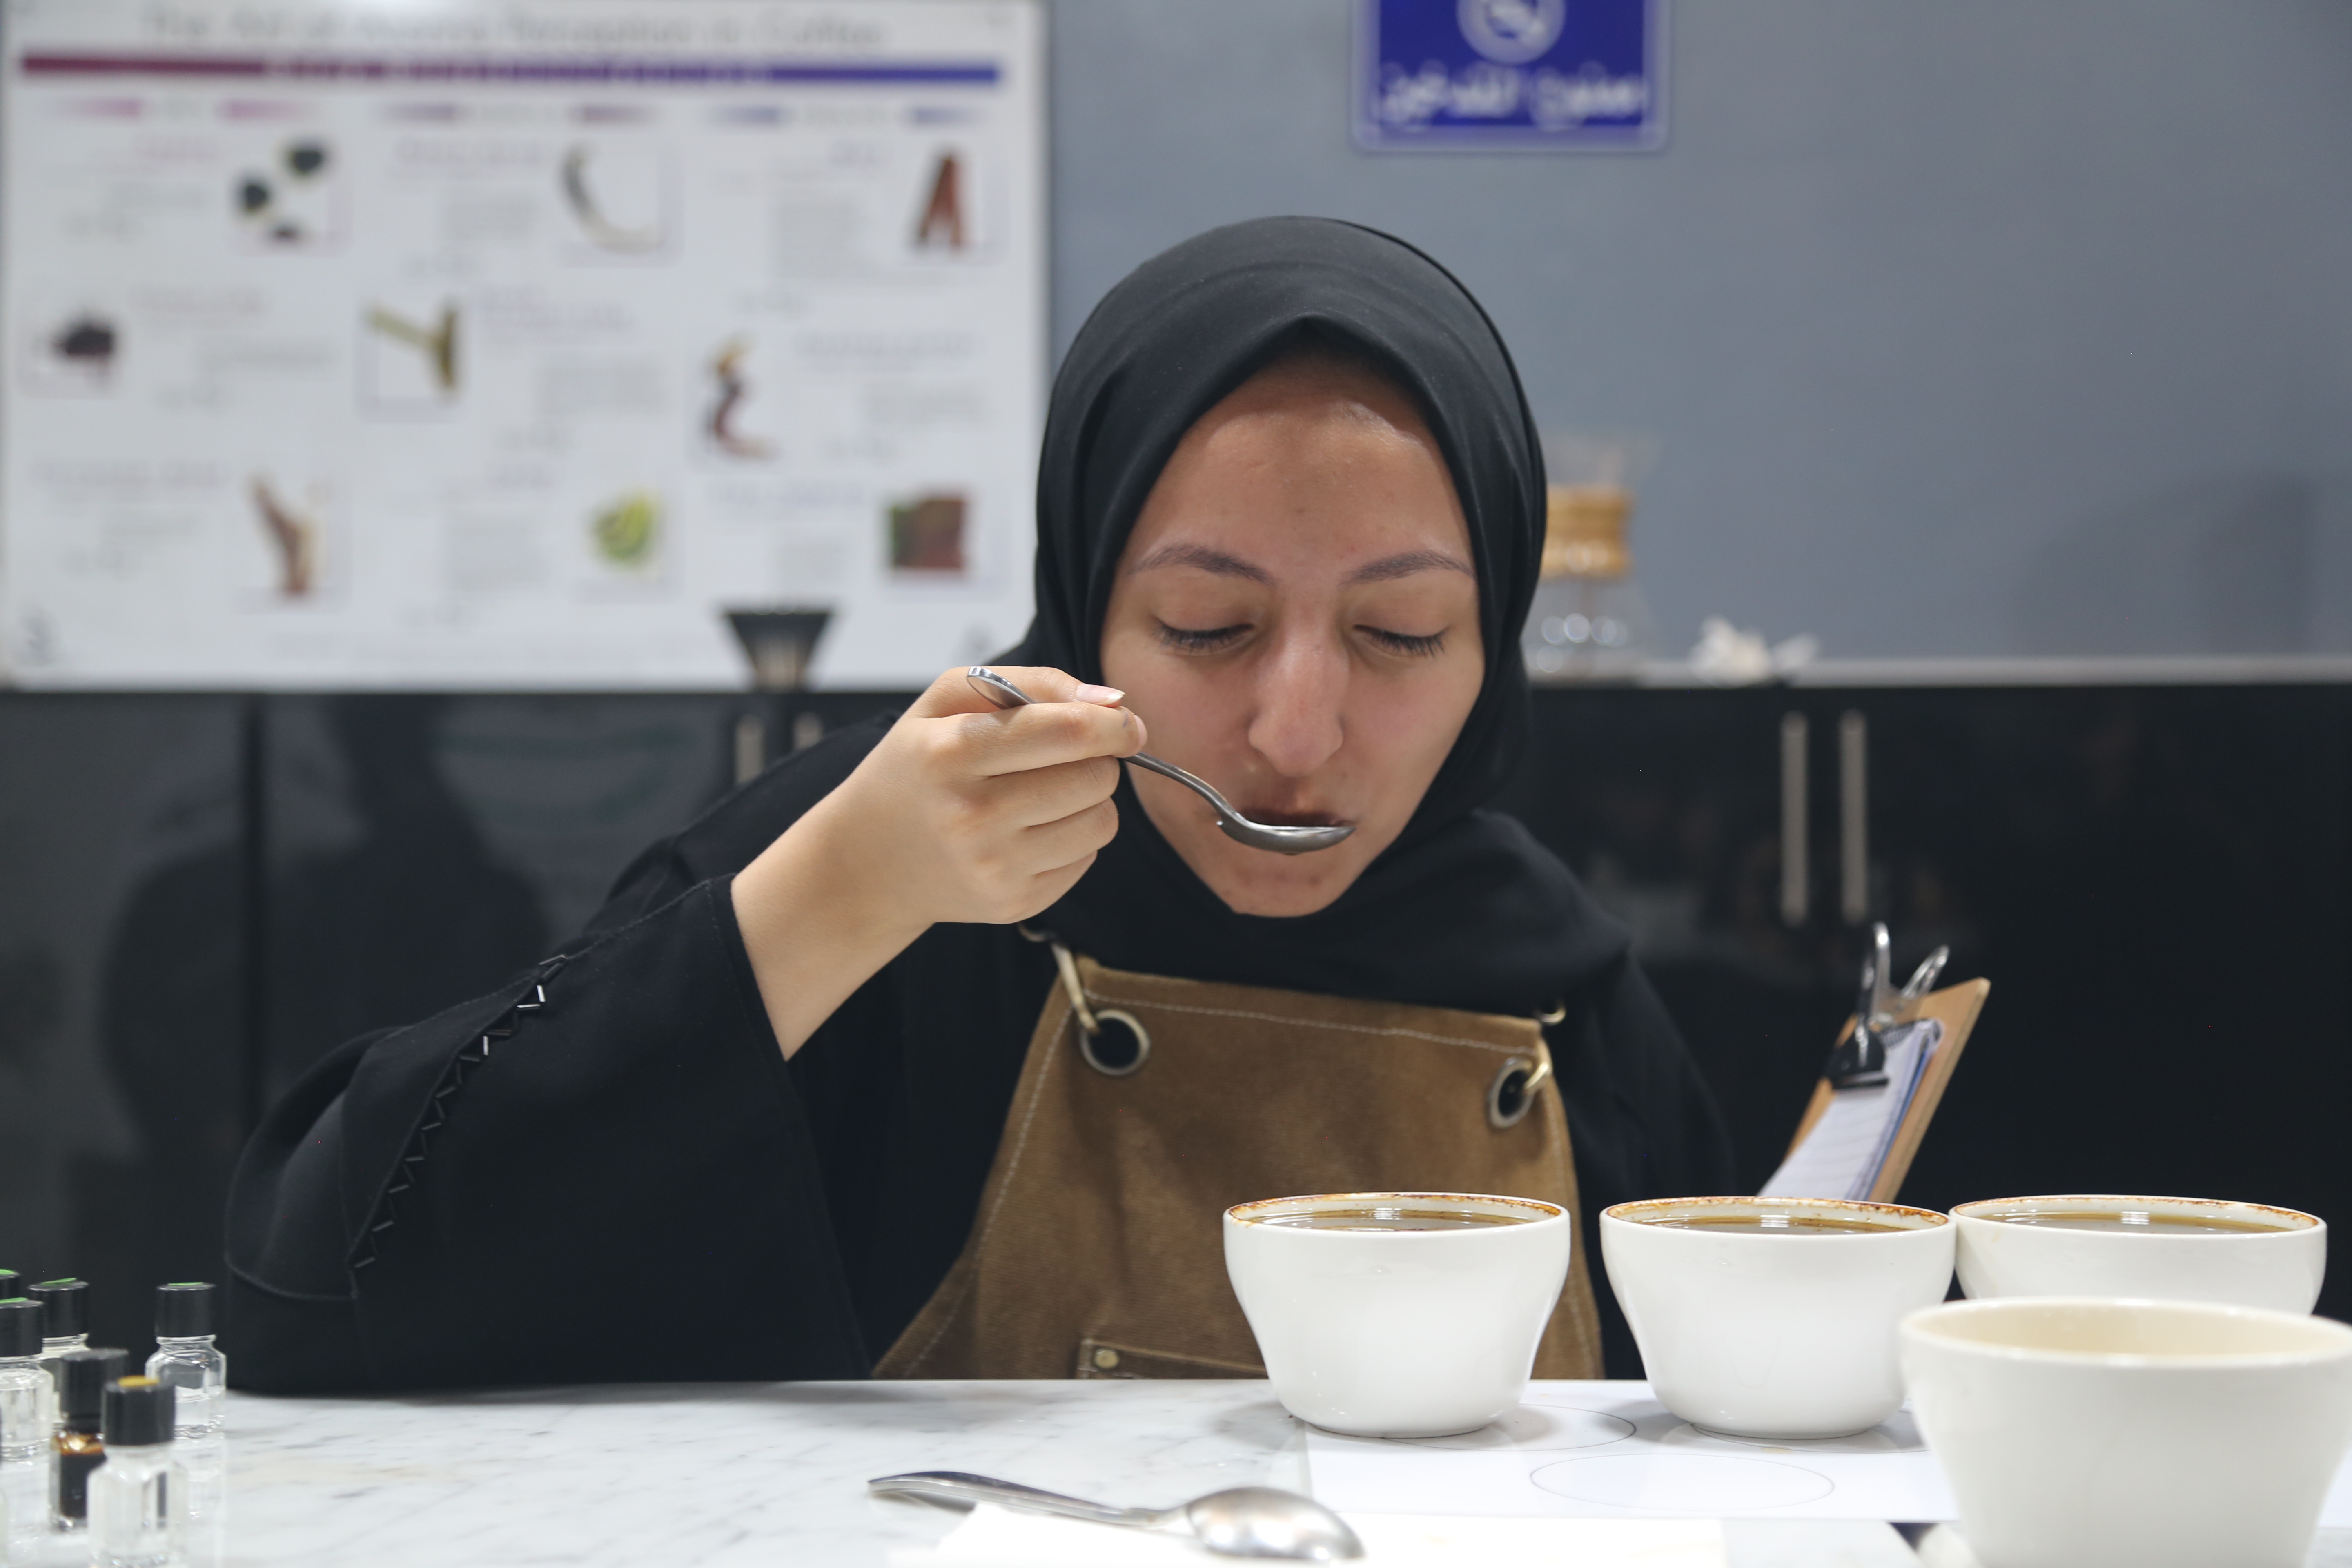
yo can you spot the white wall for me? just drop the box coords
[1047,0,2352,659]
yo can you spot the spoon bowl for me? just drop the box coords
[869,1470,1364,1561]
[965,668,1354,855]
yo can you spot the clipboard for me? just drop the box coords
[1782,977,1991,1204]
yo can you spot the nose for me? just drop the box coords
[1245,627,1346,778]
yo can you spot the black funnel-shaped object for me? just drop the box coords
[724,606,833,692]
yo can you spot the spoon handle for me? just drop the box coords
[868,1470,1155,1530]
[1121,749,1245,817]
[964,668,1241,819]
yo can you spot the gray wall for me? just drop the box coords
[1047,0,2352,660]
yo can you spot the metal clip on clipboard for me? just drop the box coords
[1824,923,1951,1091]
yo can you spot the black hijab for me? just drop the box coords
[1019,217,1630,1017]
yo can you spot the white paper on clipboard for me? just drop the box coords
[1758,1019,1943,1202]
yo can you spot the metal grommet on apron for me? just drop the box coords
[1488,998,1564,1129]
[1049,940,1152,1076]
[1486,1051,1552,1129]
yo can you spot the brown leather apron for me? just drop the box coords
[875,944,1605,1381]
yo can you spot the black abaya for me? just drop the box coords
[226,220,1733,1390]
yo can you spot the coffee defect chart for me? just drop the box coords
[1,0,1045,688]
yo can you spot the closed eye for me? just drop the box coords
[1156,620,1249,653]
[1363,627,1446,657]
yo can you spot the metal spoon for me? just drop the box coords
[964,668,1354,855]
[869,1470,1365,1561]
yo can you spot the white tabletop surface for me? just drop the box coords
[1,1379,2346,1568]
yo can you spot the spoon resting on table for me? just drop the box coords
[964,668,1354,856]
[869,1470,1365,1561]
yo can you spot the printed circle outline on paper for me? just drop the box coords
[1530,1454,1835,1513]
[1393,1403,1635,1452]
[1458,0,1566,65]
[1657,1416,1922,1456]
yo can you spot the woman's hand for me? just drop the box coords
[731,667,1145,1058]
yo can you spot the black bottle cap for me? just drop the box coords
[29,1279,87,1339]
[0,1296,42,1357]
[102,1376,174,1447]
[155,1282,215,1339]
[0,1270,23,1298]
[56,1348,127,1425]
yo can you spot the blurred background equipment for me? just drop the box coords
[1523,434,1657,682]
[726,608,835,694]
[1688,618,1818,687]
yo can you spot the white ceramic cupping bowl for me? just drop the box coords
[1951,1194,2325,1312]
[1223,1192,1571,1438]
[1600,1196,1956,1439]
[1902,1297,2352,1568]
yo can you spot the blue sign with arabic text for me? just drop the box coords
[1357,0,1664,151]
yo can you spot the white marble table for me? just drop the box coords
[0,1380,2343,1567]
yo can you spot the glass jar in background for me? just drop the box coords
[1522,434,1656,683]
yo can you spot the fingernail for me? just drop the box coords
[1075,684,1125,705]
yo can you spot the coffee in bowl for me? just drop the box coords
[1224,1192,1570,1438]
[1600,1197,1955,1439]
[1951,1195,2325,1312]
[1249,1203,1532,1232]
[1622,1209,1904,1234]
[1901,1297,2352,1568]
[1982,1209,2281,1234]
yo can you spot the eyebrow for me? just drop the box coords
[1127,543,1273,583]
[1345,550,1474,584]
[1127,543,1472,586]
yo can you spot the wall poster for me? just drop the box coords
[1,0,1045,688]
[1357,0,1665,152]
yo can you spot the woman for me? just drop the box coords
[228,218,1731,1391]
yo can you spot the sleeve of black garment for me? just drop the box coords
[1552,951,1737,1380]
[225,877,868,1391]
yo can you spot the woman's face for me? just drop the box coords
[1099,354,1485,917]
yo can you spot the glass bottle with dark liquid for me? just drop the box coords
[52,1347,126,1531]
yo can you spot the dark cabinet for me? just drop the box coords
[0,696,251,1359]
[1495,684,2352,1321]
[0,688,906,1361]
[3,681,2344,1353]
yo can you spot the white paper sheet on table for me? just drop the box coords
[1305,1383,1954,1522]
[911,1502,1726,1567]
[1760,1019,1940,1200]
[1305,1382,2352,1528]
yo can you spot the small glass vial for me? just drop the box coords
[0,1296,47,1463]
[31,1278,90,1369]
[51,1346,125,1532]
[92,1377,180,1568]
[146,1283,225,1438]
